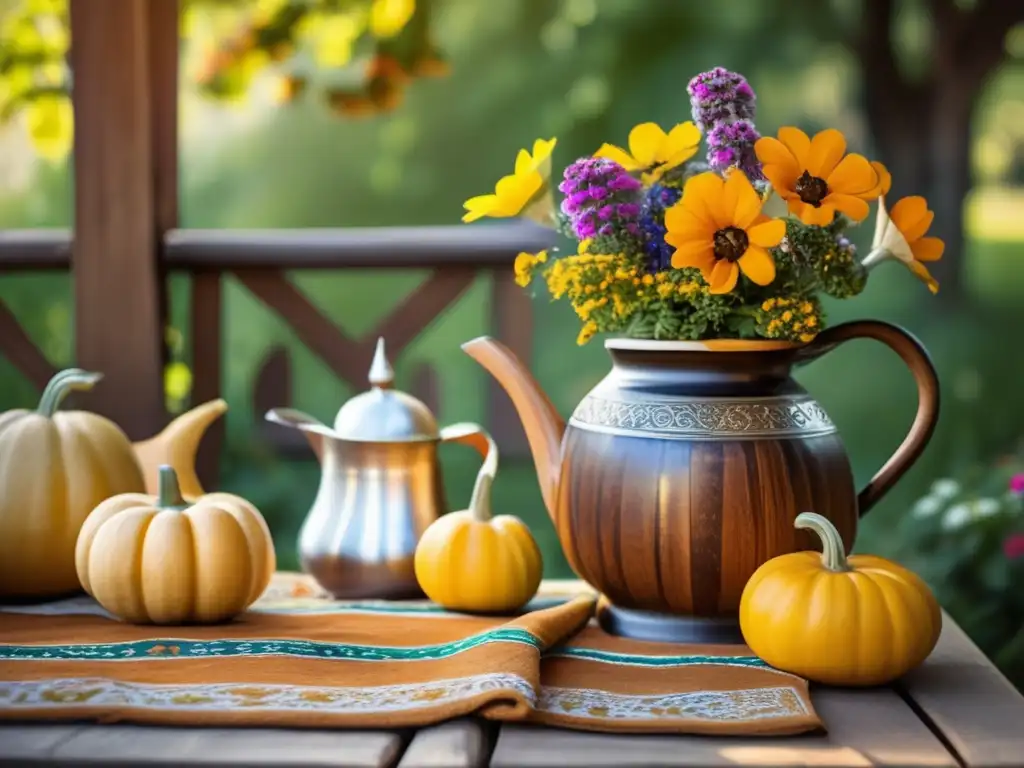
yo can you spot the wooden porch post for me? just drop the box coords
[69,1,174,440]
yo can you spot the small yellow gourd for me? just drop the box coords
[75,465,276,624]
[414,434,542,613]
[740,512,942,687]
[0,368,145,599]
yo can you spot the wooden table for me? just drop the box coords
[2,584,1024,767]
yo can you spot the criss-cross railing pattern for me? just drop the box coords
[0,1,553,484]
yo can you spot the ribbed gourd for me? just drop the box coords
[76,465,276,624]
[0,369,145,599]
[740,512,942,687]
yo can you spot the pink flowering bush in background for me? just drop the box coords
[899,461,1024,688]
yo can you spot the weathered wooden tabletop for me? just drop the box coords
[2,584,1023,768]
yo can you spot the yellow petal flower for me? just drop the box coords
[665,121,702,158]
[738,245,776,286]
[462,194,498,223]
[593,142,639,171]
[530,137,557,170]
[461,138,558,225]
[865,195,943,293]
[665,171,783,294]
[755,127,883,225]
[627,122,667,168]
[594,121,701,183]
[514,148,534,175]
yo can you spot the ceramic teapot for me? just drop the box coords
[462,320,939,643]
[267,338,491,600]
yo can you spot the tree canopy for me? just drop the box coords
[0,0,449,159]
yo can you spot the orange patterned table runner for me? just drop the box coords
[0,573,821,736]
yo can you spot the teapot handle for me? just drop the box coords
[439,422,494,461]
[440,423,498,513]
[801,320,940,517]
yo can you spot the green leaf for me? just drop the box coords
[724,312,756,338]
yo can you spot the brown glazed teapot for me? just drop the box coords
[462,320,939,643]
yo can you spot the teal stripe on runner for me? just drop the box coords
[548,646,771,669]
[0,627,542,662]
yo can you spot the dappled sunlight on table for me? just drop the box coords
[716,745,871,766]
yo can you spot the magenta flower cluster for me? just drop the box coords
[1003,474,1024,560]
[559,157,642,240]
[688,67,763,180]
[687,67,757,130]
[1004,533,1024,560]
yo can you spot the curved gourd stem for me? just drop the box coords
[468,432,500,523]
[157,465,189,511]
[794,512,851,573]
[37,368,103,417]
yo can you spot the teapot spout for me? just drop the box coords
[461,336,564,518]
[133,398,228,500]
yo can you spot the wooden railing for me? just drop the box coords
[0,222,555,485]
[0,1,558,487]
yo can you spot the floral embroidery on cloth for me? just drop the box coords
[540,685,809,722]
[0,675,536,713]
[0,676,808,724]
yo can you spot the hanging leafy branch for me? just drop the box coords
[0,0,450,161]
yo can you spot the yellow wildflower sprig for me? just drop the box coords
[513,250,549,287]
[529,242,710,344]
[755,296,823,343]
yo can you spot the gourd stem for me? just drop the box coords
[157,465,188,510]
[468,432,500,523]
[794,512,851,572]
[37,369,103,417]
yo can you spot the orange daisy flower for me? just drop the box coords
[664,170,786,294]
[868,196,944,293]
[755,128,890,226]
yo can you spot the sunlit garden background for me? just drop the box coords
[2,0,1024,684]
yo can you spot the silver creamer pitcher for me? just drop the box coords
[266,338,491,599]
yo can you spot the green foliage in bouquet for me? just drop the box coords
[896,460,1024,689]
[464,67,945,345]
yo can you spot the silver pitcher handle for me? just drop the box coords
[439,422,498,513]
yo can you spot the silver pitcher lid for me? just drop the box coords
[331,337,440,442]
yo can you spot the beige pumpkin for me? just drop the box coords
[0,368,145,599]
[76,465,276,624]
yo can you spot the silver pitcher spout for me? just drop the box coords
[266,338,491,600]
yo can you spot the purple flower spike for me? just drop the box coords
[687,67,757,131]
[688,67,764,180]
[559,157,642,242]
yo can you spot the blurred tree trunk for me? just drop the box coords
[857,0,1021,306]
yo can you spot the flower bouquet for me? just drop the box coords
[462,67,945,345]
